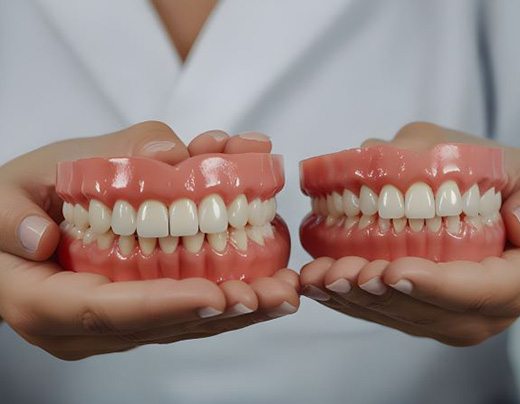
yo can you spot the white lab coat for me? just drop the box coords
[1,1,520,403]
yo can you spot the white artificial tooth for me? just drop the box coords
[319,197,328,216]
[311,198,320,214]
[262,223,275,239]
[136,200,169,238]
[73,204,90,230]
[426,216,442,232]
[71,227,84,239]
[207,232,228,252]
[327,192,343,217]
[409,219,425,232]
[358,215,374,230]
[138,237,157,256]
[461,184,480,217]
[342,189,360,217]
[158,236,179,254]
[265,198,277,222]
[465,215,482,230]
[345,217,358,230]
[82,228,96,245]
[88,200,112,234]
[246,225,265,246]
[378,185,404,219]
[118,235,136,257]
[378,218,391,232]
[112,200,137,236]
[392,218,407,234]
[494,191,502,212]
[479,187,496,217]
[325,216,338,227]
[248,198,266,226]
[96,230,115,250]
[199,194,228,233]
[59,221,70,232]
[230,228,248,251]
[436,180,462,217]
[359,186,378,216]
[405,182,435,219]
[169,199,198,236]
[182,232,205,253]
[62,202,74,223]
[227,194,249,228]
[446,216,461,234]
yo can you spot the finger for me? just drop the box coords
[272,268,300,292]
[218,280,258,317]
[188,130,230,156]
[249,276,299,318]
[300,257,336,301]
[360,138,388,148]
[224,132,272,154]
[501,188,520,247]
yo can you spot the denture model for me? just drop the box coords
[56,154,290,283]
[299,144,506,262]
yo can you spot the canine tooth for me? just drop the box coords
[426,217,442,232]
[136,200,169,238]
[262,223,275,239]
[465,215,482,230]
[230,228,248,251]
[358,215,374,229]
[88,200,112,234]
[207,232,228,252]
[461,184,480,217]
[265,198,277,222]
[405,182,435,219]
[409,219,425,232]
[360,186,378,216]
[344,217,358,230]
[436,180,462,217]
[342,189,360,217]
[158,236,179,254]
[62,202,74,223]
[169,199,198,236]
[199,194,228,233]
[118,235,136,257]
[479,187,496,217]
[227,194,248,228]
[378,218,391,232]
[392,218,407,234]
[73,204,90,230]
[246,225,265,246]
[319,197,328,216]
[183,232,205,253]
[82,228,96,245]
[96,230,115,250]
[378,185,404,219]
[446,216,461,234]
[112,200,137,236]
[248,198,266,226]
[327,192,343,217]
[138,237,156,256]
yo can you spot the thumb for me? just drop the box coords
[501,147,520,248]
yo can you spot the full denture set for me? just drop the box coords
[56,142,507,282]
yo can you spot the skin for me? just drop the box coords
[0,121,299,360]
[301,122,520,346]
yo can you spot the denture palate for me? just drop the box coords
[310,181,502,234]
[61,194,278,256]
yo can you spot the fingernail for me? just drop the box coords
[142,140,176,154]
[207,131,228,142]
[325,278,352,295]
[267,301,298,318]
[359,277,387,296]
[302,285,330,301]
[390,279,413,295]
[513,207,520,223]
[225,303,255,317]
[238,132,270,142]
[197,307,223,318]
[18,216,50,252]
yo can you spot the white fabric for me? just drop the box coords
[1,0,519,403]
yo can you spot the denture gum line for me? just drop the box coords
[310,181,502,235]
[60,194,277,256]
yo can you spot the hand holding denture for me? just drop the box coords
[300,122,520,346]
[0,122,299,360]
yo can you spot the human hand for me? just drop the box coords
[0,122,299,360]
[300,122,520,346]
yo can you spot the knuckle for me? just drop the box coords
[79,309,114,335]
[395,121,439,138]
[134,120,175,137]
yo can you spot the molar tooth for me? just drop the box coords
[436,180,462,217]
[342,189,360,217]
[426,217,442,232]
[73,204,90,230]
[392,218,407,234]
[207,232,228,252]
[227,194,248,228]
[265,198,277,222]
[138,237,157,256]
[136,200,169,238]
[409,218,425,232]
[62,202,74,223]
[359,186,378,216]
[248,198,266,226]
[158,236,179,254]
[344,217,358,230]
[378,218,391,233]
[479,187,496,217]
[169,199,198,237]
[405,182,435,219]
[112,200,137,236]
[494,191,502,212]
[96,230,115,250]
[82,228,96,245]
[461,184,480,217]
[327,192,343,217]
[183,232,205,253]
[89,200,112,234]
[199,194,228,233]
[446,216,461,234]
[378,185,404,219]
[230,228,248,251]
[319,197,328,216]
[118,235,136,257]
[71,226,84,239]
[246,225,265,246]
[358,215,374,230]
